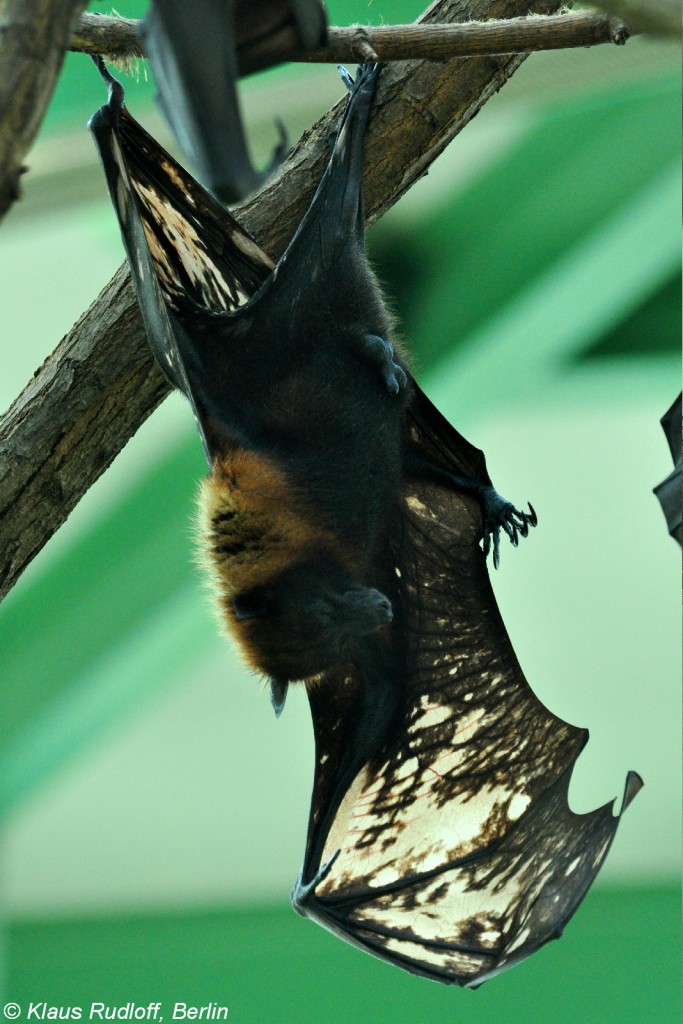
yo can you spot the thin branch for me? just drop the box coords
[70,10,143,60]
[0,0,88,222]
[69,9,633,64]
[0,0,585,601]
[304,13,633,61]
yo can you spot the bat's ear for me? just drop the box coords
[232,591,269,621]
[269,676,288,718]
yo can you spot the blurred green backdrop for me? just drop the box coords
[0,2,680,1021]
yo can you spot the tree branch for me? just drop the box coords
[305,12,633,61]
[0,0,88,223]
[0,0,589,601]
[69,9,633,64]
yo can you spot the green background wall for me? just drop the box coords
[0,2,680,1020]
[5,888,681,1024]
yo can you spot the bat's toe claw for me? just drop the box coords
[385,368,401,395]
[500,518,516,544]
[511,503,537,538]
[338,64,356,91]
[384,362,408,396]
[361,334,407,396]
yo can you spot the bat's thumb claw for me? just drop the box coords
[291,850,341,914]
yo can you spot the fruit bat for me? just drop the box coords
[653,392,682,546]
[89,59,641,987]
[142,0,328,201]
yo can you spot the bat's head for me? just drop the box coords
[229,559,393,681]
[197,452,393,682]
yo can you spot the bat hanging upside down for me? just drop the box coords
[141,0,328,201]
[89,60,640,987]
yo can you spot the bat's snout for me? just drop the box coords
[339,586,393,636]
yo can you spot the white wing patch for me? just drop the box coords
[133,180,249,311]
[318,694,532,895]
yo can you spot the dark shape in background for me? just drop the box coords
[142,0,327,202]
[653,393,682,546]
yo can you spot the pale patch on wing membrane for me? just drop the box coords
[318,727,532,895]
[355,873,519,943]
[405,495,431,517]
[317,690,534,892]
[162,159,196,202]
[505,925,531,955]
[342,872,535,980]
[363,932,485,977]
[133,180,250,311]
[343,851,568,979]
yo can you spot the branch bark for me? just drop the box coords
[0,0,581,601]
[305,13,632,60]
[69,9,632,63]
[0,0,88,222]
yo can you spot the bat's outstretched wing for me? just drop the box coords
[293,434,642,986]
[142,0,328,202]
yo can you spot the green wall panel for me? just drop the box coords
[4,886,681,1024]
[583,271,681,360]
[369,75,681,370]
[0,438,205,752]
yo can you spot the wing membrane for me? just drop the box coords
[298,474,641,985]
[112,103,274,313]
[89,60,274,460]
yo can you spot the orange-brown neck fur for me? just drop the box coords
[196,447,356,673]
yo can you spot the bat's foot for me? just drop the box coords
[290,850,340,916]
[401,455,537,566]
[338,62,381,94]
[359,334,407,396]
[338,64,356,92]
[482,488,537,569]
[90,54,124,113]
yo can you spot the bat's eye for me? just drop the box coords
[232,591,269,620]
